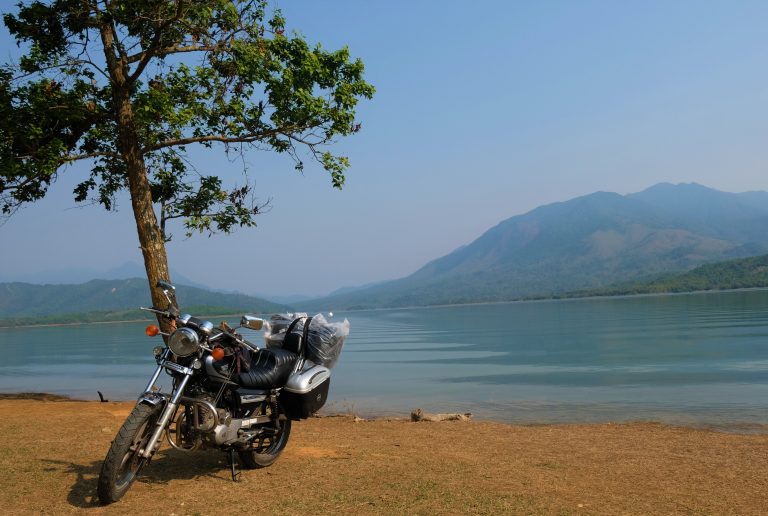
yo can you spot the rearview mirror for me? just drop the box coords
[156,280,176,291]
[240,315,264,331]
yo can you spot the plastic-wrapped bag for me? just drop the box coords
[264,313,349,369]
[264,313,307,349]
[303,314,349,369]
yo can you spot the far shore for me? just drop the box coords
[0,317,153,329]
[3,286,767,329]
[0,312,254,329]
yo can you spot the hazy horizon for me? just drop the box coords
[2,1,767,298]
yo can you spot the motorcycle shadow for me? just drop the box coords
[44,448,232,508]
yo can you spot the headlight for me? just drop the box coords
[168,327,200,357]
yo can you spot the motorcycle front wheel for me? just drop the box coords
[97,402,162,504]
[238,409,292,468]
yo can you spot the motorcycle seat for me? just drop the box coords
[238,348,298,389]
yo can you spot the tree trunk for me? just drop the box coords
[116,92,178,330]
[99,20,177,332]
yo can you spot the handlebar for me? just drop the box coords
[141,305,260,352]
[140,306,174,318]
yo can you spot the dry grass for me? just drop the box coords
[1,399,767,515]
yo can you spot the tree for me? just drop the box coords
[0,0,373,325]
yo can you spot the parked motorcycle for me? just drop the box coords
[97,280,348,504]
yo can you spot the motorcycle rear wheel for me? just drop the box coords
[97,402,162,504]
[238,416,292,468]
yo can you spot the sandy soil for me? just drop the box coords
[1,398,767,515]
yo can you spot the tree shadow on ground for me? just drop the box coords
[43,448,232,508]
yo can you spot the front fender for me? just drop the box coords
[137,392,167,407]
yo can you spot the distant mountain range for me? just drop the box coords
[0,278,288,326]
[303,183,768,310]
[4,182,768,321]
[0,262,212,290]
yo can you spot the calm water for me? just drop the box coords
[2,290,768,427]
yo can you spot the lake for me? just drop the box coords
[2,290,767,427]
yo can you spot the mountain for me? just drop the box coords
[0,261,211,290]
[326,279,390,297]
[0,278,289,324]
[627,183,768,243]
[257,293,315,305]
[303,183,768,310]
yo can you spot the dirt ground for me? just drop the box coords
[1,398,767,515]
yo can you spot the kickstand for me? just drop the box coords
[228,448,241,482]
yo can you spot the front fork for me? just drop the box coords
[138,360,193,459]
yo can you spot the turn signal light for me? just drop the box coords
[211,347,225,361]
[145,324,160,337]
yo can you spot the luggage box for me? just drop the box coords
[281,364,331,420]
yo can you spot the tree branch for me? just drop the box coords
[10,60,105,81]
[126,43,219,64]
[0,174,43,192]
[142,126,302,153]
[63,151,121,162]
[98,10,121,82]
[110,19,128,62]
[127,0,186,83]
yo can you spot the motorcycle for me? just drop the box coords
[97,280,348,504]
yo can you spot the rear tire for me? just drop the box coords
[97,403,162,504]
[238,418,291,468]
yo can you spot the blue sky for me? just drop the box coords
[1,1,767,297]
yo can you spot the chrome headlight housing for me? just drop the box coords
[168,327,200,357]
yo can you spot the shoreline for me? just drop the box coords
[3,392,765,435]
[0,311,254,329]
[3,286,767,327]
[324,286,768,313]
[0,317,153,329]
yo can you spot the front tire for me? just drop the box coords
[97,402,162,504]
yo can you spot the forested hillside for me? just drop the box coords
[561,254,768,299]
[0,279,287,326]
